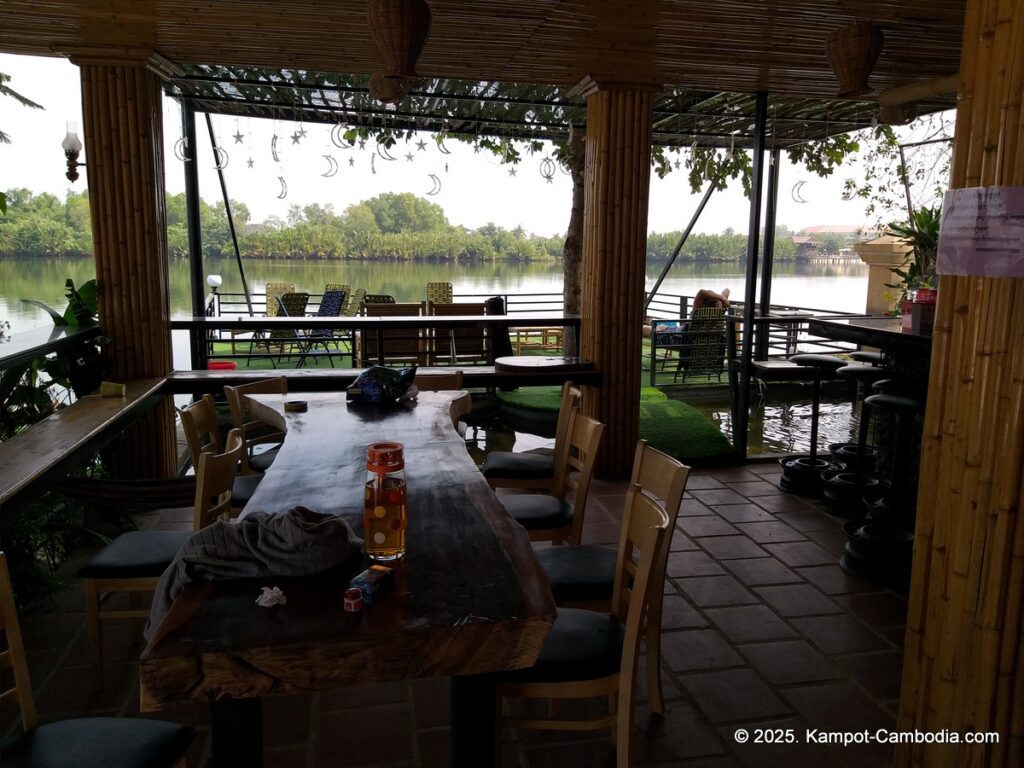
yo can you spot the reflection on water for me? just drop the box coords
[684,391,860,456]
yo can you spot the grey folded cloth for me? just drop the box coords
[146,506,364,639]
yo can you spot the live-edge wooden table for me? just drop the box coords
[140,391,556,767]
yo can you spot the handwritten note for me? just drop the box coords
[937,187,1024,278]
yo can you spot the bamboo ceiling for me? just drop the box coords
[1,1,962,146]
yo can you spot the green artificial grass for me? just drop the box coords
[495,386,736,464]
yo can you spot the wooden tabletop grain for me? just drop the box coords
[140,391,555,705]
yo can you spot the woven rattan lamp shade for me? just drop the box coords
[367,0,432,77]
[826,21,884,97]
[369,71,411,103]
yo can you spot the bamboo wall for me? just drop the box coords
[79,60,176,477]
[579,86,653,476]
[897,0,1024,764]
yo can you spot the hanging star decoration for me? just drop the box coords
[297,125,307,139]
[416,138,427,151]
[444,163,449,173]
[508,167,517,177]
[405,152,415,162]
[358,139,367,150]
[233,130,245,144]
[348,157,355,167]
[473,144,480,154]
[291,131,302,145]
[246,157,254,169]
[674,159,681,170]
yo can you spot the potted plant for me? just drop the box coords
[886,205,940,302]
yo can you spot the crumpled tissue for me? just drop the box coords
[256,586,287,607]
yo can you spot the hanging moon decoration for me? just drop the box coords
[371,154,377,175]
[539,157,556,183]
[271,135,281,163]
[331,123,354,149]
[426,173,441,196]
[436,132,452,155]
[376,141,397,161]
[321,154,339,177]
[173,138,191,162]
[791,181,809,204]
[276,176,288,199]
[213,146,229,170]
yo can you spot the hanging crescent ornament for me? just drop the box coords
[436,132,452,155]
[173,137,191,162]
[426,173,441,196]
[371,154,377,175]
[276,176,288,199]
[792,181,809,204]
[321,154,339,178]
[376,141,397,161]
[212,146,229,170]
[331,123,354,149]
[539,157,556,183]
[271,135,281,163]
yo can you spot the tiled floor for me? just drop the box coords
[6,463,907,767]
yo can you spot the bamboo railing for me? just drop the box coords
[579,84,654,477]
[79,59,176,477]
[897,0,1024,765]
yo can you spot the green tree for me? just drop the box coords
[0,73,44,215]
[363,192,448,233]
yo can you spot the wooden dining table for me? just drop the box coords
[139,391,556,767]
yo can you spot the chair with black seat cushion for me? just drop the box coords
[499,410,604,545]
[482,381,582,492]
[534,439,690,714]
[1,552,196,768]
[179,395,262,509]
[223,377,288,472]
[77,430,243,689]
[495,484,670,767]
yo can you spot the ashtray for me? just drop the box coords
[284,400,308,412]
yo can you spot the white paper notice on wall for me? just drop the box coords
[937,187,1024,278]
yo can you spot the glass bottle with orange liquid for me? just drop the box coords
[364,442,407,561]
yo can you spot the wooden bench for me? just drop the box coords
[0,378,165,513]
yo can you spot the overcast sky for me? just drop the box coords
[2,52,896,237]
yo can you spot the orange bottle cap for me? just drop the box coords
[367,441,405,472]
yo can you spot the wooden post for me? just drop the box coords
[576,78,655,477]
[75,55,175,477]
[897,0,1024,765]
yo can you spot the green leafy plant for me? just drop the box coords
[886,205,941,299]
[0,72,44,215]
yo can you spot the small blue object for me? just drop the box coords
[349,564,393,604]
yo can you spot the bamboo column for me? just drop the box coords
[76,56,175,477]
[578,80,654,476]
[897,0,1024,765]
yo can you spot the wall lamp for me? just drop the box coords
[62,121,85,182]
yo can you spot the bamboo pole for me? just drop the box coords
[896,0,1024,763]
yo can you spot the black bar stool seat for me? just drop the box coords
[828,363,892,471]
[851,350,886,366]
[778,354,845,495]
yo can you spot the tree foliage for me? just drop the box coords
[0,73,44,215]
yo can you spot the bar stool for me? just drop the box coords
[863,391,924,519]
[778,354,846,495]
[828,363,891,472]
[850,350,886,366]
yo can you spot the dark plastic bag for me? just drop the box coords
[346,366,417,405]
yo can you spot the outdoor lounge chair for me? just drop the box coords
[264,291,310,366]
[673,305,727,382]
[298,288,347,367]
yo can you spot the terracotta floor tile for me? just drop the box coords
[679,499,717,517]
[722,558,802,586]
[667,550,726,578]
[791,615,889,654]
[835,652,904,699]
[724,480,785,497]
[740,640,842,685]
[771,507,843,532]
[413,677,451,729]
[753,584,843,617]
[670,530,699,551]
[733,521,806,544]
[704,605,798,643]
[660,628,745,672]
[661,594,709,629]
[634,700,727,762]
[678,516,741,537]
[686,474,728,490]
[417,728,451,768]
[763,541,838,567]
[750,494,820,515]
[702,468,764,483]
[832,593,908,628]
[697,535,769,560]
[679,669,790,723]
[804,527,852,557]
[678,575,757,607]
[581,522,619,545]
[781,681,895,734]
[691,488,751,506]
[712,503,777,523]
[796,564,878,595]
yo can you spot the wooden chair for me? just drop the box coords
[223,377,288,472]
[77,429,243,690]
[534,439,691,714]
[482,381,581,491]
[179,395,262,508]
[359,301,426,366]
[0,552,196,767]
[495,484,670,767]
[427,301,489,365]
[499,410,604,544]
[414,370,464,391]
